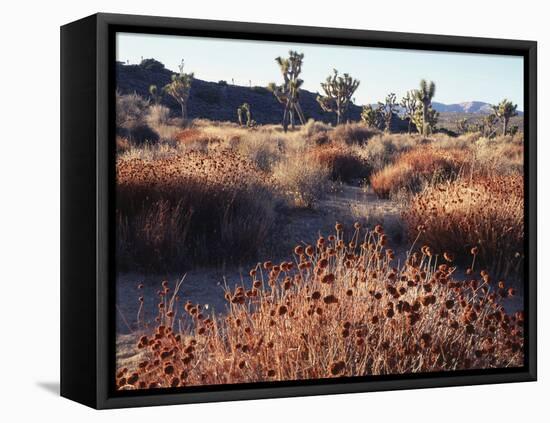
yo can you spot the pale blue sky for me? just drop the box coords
[116,32,524,109]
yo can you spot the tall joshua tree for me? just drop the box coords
[400,90,419,134]
[267,51,306,132]
[492,99,518,135]
[415,79,436,135]
[378,93,399,133]
[164,59,194,124]
[317,69,360,125]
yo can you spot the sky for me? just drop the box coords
[116,32,524,109]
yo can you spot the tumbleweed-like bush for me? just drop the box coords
[116,223,524,390]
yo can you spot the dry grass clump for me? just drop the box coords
[272,154,331,208]
[310,144,372,183]
[358,133,418,173]
[370,147,471,199]
[330,122,380,145]
[403,175,524,277]
[116,151,278,270]
[473,135,524,176]
[116,223,524,390]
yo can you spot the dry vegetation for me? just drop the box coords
[116,224,524,390]
[115,92,525,388]
[403,175,524,276]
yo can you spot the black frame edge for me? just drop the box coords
[60,12,537,409]
[60,14,99,408]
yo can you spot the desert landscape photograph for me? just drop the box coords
[114,33,525,391]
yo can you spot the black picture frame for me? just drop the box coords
[61,12,537,409]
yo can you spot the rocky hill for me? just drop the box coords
[116,60,413,131]
[117,60,521,131]
[116,60,363,125]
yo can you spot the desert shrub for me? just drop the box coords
[300,119,332,145]
[237,132,285,172]
[116,151,278,271]
[173,128,224,152]
[116,92,149,128]
[402,175,524,277]
[144,105,181,142]
[473,135,524,176]
[273,154,331,208]
[359,133,417,173]
[330,122,380,145]
[116,92,159,144]
[310,144,372,183]
[116,224,523,390]
[370,147,470,198]
[146,104,171,128]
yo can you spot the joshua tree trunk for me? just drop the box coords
[503,117,509,135]
[407,119,411,134]
[422,100,428,135]
[180,103,187,123]
[295,103,306,125]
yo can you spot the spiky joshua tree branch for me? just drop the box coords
[163,59,194,125]
[267,51,306,132]
[415,79,436,135]
[492,99,518,136]
[316,69,360,126]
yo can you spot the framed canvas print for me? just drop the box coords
[60,13,537,409]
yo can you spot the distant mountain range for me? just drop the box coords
[370,101,522,115]
[116,60,522,128]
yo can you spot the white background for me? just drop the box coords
[0,0,546,420]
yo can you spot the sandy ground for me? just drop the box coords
[116,184,403,334]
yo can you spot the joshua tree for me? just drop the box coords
[237,103,252,127]
[316,69,360,125]
[415,79,436,135]
[400,90,419,134]
[492,99,518,135]
[480,113,499,138]
[267,51,306,132]
[378,93,399,133]
[361,104,382,129]
[149,84,162,104]
[163,59,194,124]
[412,104,439,135]
[456,117,469,134]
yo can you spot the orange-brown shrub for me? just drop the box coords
[116,223,524,390]
[116,151,277,271]
[310,144,372,182]
[174,128,224,151]
[370,147,471,198]
[403,175,524,277]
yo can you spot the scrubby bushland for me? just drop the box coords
[310,144,372,183]
[370,147,470,199]
[116,151,278,271]
[272,154,331,208]
[330,122,380,145]
[403,175,524,278]
[358,133,417,173]
[116,224,524,390]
